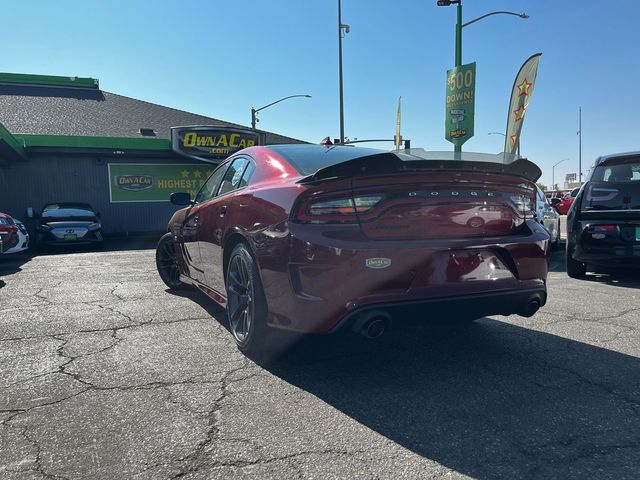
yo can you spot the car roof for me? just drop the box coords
[594,151,640,166]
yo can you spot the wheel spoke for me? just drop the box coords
[228,272,245,293]
[229,302,244,327]
[237,258,247,286]
[238,311,248,336]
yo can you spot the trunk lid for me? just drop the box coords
[350,171,535,240]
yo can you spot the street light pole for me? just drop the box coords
[455,1,462,68]
[454,1,462,153]
[251,94,311,129]
[438,1,529,154]
[552,158,569,191]
[338,0,350,145]
[578,106,582,183]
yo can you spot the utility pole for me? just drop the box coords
[578,106,582,183]
[338,0,345,145]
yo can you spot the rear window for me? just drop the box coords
[271,145,523,177]
[583,157,640,211]
[592,159,640,183]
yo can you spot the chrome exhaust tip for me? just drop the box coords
[352,310,392,339]
[519,298,541,318]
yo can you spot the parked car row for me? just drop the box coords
[0,212,29,254]
[549,188,580,215]
[1,203,103,254]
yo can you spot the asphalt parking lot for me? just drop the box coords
[1,235,640,479]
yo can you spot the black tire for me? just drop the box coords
[225,243,272,358]
[156,232,188,290]
[566,244,587,278]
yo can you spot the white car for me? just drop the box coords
[0,213,29,254]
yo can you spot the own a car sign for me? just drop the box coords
[171,126,263,164]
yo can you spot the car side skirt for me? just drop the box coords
[179,273,228,307]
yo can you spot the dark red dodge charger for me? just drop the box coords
[157,145,549,356]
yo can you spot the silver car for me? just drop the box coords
[536,186,561,249]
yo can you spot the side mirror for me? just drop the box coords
[550,198,561,206]
[170,192,192,206]
[25,207,37,219]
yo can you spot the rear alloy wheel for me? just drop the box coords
[226,243,269,357]
[566,244,587,279]
[156,232,188,290]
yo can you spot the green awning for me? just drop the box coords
[0,121,26,162]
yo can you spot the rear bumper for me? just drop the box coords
[37,231,103,246]
[330,287,547,333]
[258,221,549,333]
[573,245,640,267]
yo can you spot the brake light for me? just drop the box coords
[295,195,384,223]
[588,225,617,231]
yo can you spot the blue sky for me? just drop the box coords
[2,0,638,188]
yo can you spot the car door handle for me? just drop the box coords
[219,206,228,217]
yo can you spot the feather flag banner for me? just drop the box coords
[504,53,542,155]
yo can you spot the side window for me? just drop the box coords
[195,163,228,204]
[218,157,250,196]
[239,161,256,188]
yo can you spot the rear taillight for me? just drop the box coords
[587,225,617,232]
[509,194,535,228]
[509,194,534,214]
[295,195,384,223]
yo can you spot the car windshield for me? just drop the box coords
[394,149,520,165]
[42,204,96,218]
[582,157,640,211]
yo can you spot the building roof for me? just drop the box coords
[0,76,303,146]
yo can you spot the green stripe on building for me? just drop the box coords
[0,121,26,160]
[15,134,171,151]
[0,72,98,89]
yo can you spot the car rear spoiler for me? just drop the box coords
[298,152,542,184]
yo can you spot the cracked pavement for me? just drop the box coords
[1,244,640,479]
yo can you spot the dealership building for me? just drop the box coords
[0,72,303,235]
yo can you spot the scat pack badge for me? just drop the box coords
[365,258,392,269]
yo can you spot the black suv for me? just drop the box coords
[566,152,640,278]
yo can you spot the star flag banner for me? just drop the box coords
[504,53,542,155]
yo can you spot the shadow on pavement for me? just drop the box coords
[21,234,162,257]
[262,318,640,479]
[165,287,230,331]
[548,243,640,287]
[0,251,33,276]
[581,270,640,288]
